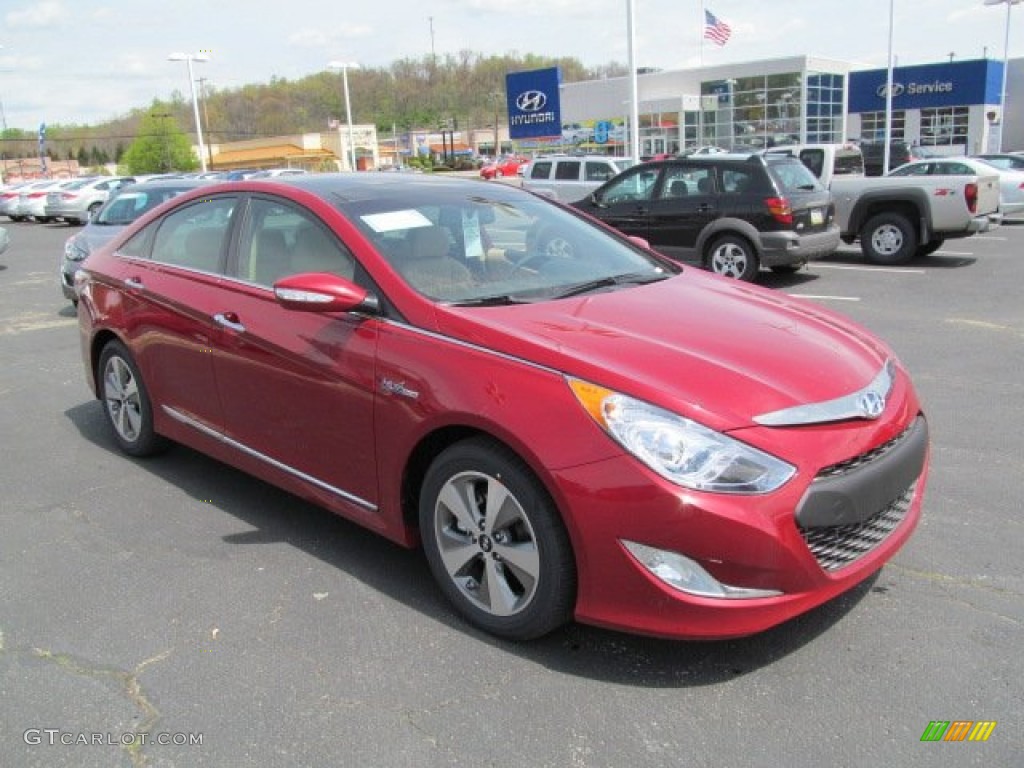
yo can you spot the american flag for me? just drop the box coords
[704,9,732,47]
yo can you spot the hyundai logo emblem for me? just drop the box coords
[858,391,886,419]
[516,90,548,113]
[876,82,905,98]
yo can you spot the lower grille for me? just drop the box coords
[799,482,916,572]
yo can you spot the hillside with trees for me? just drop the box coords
[1,51,628,172]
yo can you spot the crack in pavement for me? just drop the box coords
[0,632,172,768]
[888,564,1023,626]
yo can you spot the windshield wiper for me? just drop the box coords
[450,294,534,307]
[553,272,667,299]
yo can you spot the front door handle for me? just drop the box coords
[214,312,246,333]
[124,277,144,290]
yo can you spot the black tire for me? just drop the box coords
[97,340,168,457]
[419,437,576,640]
[915,238,945,258]
[859,212,917,265]
[706,234,759,281]
[769,264,803,275]
[83,202,102,224]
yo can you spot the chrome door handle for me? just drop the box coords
[124,277,144,290]
[213,312,246,333]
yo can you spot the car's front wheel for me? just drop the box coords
[98,340,167,457]
[707,234,759,281]
[915,238,945,258]
[860,212,917,265]
[419,438,576,640]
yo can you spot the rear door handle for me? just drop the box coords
[124,277,144,290]
[214,312,246,333]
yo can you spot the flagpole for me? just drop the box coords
[700,0,705,68]
[627,0,641,162]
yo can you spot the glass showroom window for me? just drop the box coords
[806,72,846,144]
[920,107,969,146]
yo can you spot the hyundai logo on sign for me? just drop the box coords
[876,82,906,98]
[516,90,547,113]
[506,67,562,140]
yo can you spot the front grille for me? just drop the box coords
[817,425,910,479]
[799,482,915,571]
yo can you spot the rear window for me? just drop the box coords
[767,158,824,193]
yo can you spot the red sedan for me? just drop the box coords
[76,174,928,641]
[480,156,527,180]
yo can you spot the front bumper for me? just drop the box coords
[759,224,841,266]
[552,412,927,640]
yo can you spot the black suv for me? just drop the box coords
[572,153,840,281]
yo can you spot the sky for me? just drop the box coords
[0,0,1019,130]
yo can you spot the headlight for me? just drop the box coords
[569,378,795,494]
[64,238,90,262]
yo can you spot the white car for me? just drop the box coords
[14,179,76,223]
[888,156,1024,217]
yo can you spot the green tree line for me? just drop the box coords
[1,51,627,165]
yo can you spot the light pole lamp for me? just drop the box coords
[328,61,360,171]
[984,0,1022,153]
[168,52,209,172]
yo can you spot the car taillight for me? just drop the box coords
[29,191,47,198]
[964,182,978,214]
[765,197,793,225]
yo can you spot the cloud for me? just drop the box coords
[287,25,373,49]
[6,1,67,28]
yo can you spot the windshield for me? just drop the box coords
[96,186,194,225]
[337,185,676,304]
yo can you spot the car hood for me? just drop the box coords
[74,224,127,255]
[437,272,892,431]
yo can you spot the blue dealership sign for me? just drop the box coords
[506,67,562,140]
[849,60,1003,112]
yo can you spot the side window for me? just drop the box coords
[118,220,158,259]
[600,167,659,204]
[554,161,581,180]
[799,150,825,179]
[529,161,552,180]
[150,196,237,272]
[236,197,356,286]
[939,162,972,175]
[690,167,716,195]
[585,161,615,183]
[658,166,693,199]
[722,169,757,195]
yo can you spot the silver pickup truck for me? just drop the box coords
[767,144,1002,264]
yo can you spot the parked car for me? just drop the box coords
[573,152,840,281]
[44,175,135,224]
[14,179,77,223]
[0,181,31,220]
[973,153,1024,172]
[522,155,634,202]
[479,156,527,180]
[248,168,309,178]
[60,179,213,304]
[888,156,1024,218]
[859,140,941,176]
[75,173,928,641]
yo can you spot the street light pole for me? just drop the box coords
[328,61,360,171]
[984,0,1022,153]
[168,52,209,172]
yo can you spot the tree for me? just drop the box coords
[119,105,200,173]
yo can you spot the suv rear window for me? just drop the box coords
[766,158,824,194]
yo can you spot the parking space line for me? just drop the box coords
[812,264,926,274]
[946,318,1024,338]
[786,294,861,302]
[972,236,1006,241]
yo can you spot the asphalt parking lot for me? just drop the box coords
[0,216,1020,768]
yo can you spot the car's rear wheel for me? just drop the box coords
[98,340,168,457]
[82,202,102,224]
[707,235,759,281]
[419,437,576,640]
[860,212,917,265]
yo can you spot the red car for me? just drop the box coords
[76,174,928,641]
[480,156,526,180]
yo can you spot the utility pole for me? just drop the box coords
[197,76,213,170]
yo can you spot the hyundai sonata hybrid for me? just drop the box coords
[76,174,928,641]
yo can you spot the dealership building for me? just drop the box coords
[552,55,1023,157]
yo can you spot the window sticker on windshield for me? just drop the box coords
[462,210,485,260]
[362,210,433,233]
